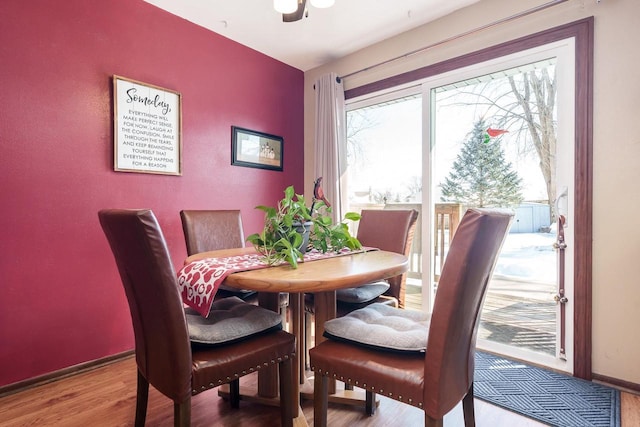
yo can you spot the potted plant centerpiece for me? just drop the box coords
[246,182,362,268]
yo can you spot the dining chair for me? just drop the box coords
[303,209,418,367]
[180,209,246,256]
[310,208,514,427]
[99,209,296,427]
[339,208,419,310]
[180,209,289,319]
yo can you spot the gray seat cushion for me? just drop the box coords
[323,303,429,353]
[185,296,282,345]
[335,281,390,304]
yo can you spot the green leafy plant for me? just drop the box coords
[246,185,361,268]
[308,209,361,254]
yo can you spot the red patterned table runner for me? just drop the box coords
[178,248,366,317]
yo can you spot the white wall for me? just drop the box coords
[304,0,640,386]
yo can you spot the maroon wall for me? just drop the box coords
[0,0,304,387]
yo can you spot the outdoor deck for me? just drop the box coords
[405,277,557,356]
[352,202,559,357]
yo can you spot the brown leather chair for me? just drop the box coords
[99,209,296,427]
[180,209,289,316]
[180,209,246,255]
[310,208,513,427]
[304,209,418,367]
[341,209,419,309]
[180,210,254,299]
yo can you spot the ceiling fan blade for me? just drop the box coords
[283,0,307,22]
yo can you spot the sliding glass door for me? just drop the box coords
[344,38,577,373]
[345,88,424,306]
[427,39,575,371]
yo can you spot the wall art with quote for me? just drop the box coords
[113,75,182,175]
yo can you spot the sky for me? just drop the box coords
[346,92,548,203]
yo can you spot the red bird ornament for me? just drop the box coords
[312,177,331,208]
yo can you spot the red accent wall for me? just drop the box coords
[0,0,304,387]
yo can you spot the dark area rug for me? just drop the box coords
[474,351,621,426]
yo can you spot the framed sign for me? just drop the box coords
[231,126,283,171]
[113,75,182,175]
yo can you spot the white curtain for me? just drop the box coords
[314,72,347,222]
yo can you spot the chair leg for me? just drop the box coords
[229,378,240,409]
[425,414,444,427]
[365,390,376,416]
[313,373,329,427]
[174,398,191,427]
[135,370,149,427]
[462,383,476,427]
[278,357,295,427]
[304,311,312,370]
[280,294,289,329]
[281,308,288,329]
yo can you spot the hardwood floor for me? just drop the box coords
[1,355,636,426]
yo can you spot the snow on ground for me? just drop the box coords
[493,231,557,284]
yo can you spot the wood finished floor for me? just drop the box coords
[0,356,637,426]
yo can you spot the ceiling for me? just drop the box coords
[143,0,481,71]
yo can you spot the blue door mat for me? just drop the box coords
[474,351,621,426]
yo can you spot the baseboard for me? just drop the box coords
[593,373,640,395]
[0,350,134,399]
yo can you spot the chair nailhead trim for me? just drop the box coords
[190,351,295,395]
[313,369,427,409]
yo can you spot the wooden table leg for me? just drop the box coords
[313,290,336,395]
[290,293,305,385]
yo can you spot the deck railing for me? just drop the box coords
[348,202,463,282]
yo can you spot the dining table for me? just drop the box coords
[183,246,408,424]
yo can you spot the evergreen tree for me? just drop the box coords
[440,119,523,207]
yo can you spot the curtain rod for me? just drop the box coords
[338,0,569,82]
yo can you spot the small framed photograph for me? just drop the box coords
[231,126,283,171]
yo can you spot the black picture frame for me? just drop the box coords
[231,126,283,171]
